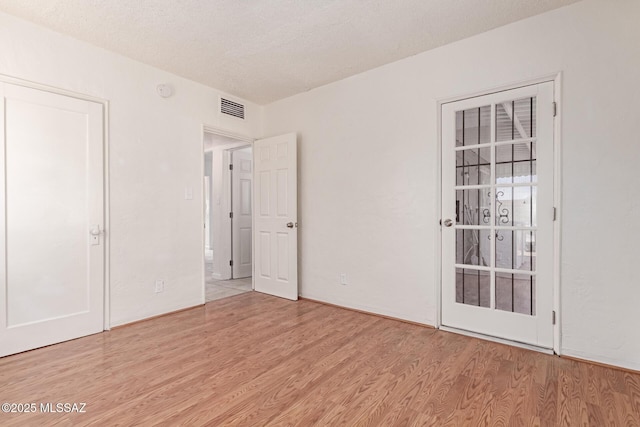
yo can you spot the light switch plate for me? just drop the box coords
[155,280,164,293]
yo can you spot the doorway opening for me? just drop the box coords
[203,131,253,302]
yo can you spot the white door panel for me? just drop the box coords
[254,134,298,300]
[0,83,104,357]
[232,149,253,278]
[204,176,211,250]
[441,82,554,348]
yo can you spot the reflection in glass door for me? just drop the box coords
[441,82,555,348]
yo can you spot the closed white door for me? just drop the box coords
[204,176,211,250]
[441,82,555,348]
[253,134,298,300]
[0,83,104,358]
[232,148,252,279]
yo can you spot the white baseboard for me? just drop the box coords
[299,292,433,326]
[561,348,640,372]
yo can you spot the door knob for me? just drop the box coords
[90,226,103,236]
[442,219,453,227]
[286,222,294,228]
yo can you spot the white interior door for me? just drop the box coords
[253,133,298,300]
[0,83,104,358]
[232,148,252,278]
[204,176,211,250]
[441,82,555,348]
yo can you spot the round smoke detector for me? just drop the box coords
[156,84,173,98]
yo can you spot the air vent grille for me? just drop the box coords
[221,98,245,119]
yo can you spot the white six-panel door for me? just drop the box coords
[253,134,298,300]
[441,82,555,348]
[0,83,104,357]
[232,148,253,279]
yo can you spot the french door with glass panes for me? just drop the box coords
[441,82,555,348]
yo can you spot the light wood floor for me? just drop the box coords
[1,292,639,426]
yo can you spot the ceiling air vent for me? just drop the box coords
[220,97,245,120]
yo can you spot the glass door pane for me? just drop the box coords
[493,96,537,315]
[454,97,538,315]
[454,106,492,309]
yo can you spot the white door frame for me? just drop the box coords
[201,125,255,300]
[0,73,111,330]
[435,73,562,354]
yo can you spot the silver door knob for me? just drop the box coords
[286,222,294,228]
[90,226,102,236]
[442,219,453,227]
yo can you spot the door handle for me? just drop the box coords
[442,219,453,227]
[90,225,103,246]
[286,222,294,228]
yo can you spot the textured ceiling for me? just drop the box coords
[0,0,579,104]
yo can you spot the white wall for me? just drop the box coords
[0,11,261,326]
[264,0,640,370]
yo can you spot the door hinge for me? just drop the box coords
[229,260,233,267]
[229,212,233,219]
[229,164,233,170]
[552,102,557,117]
[552,310,556,325]
[553,207,557,221]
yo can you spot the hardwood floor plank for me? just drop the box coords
[626,372,640,416]
[0,292,639,425]
[586,402,606,427]
[537,362,558,427]
[614,392,640,426]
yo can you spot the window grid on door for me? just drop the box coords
[454,97,537,316]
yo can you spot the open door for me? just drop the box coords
[253,133,298,300]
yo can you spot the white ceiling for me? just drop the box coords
[0,0,579,105]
